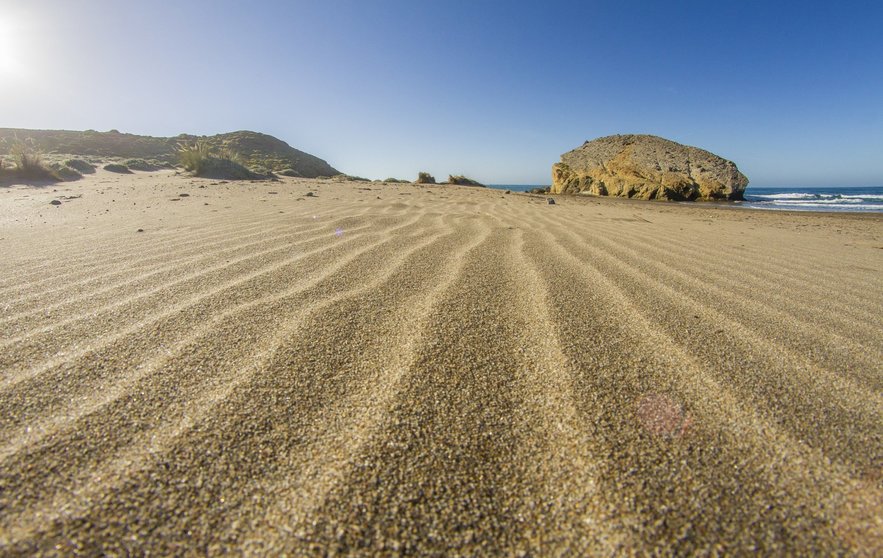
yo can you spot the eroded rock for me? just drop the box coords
[551,134,748,201]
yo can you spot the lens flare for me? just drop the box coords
[635,393,692,437]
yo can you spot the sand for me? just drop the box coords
[0,169,881,555]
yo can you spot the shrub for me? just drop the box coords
[124,158,158,171]
[104,163,132,173]
[177,141,261,179]
[198,157,262,180]
[51,163,83,181]
[11,140,44,173]
[280,168,302,177]
[415,171,436,184]
[177,140,213,174]
[218,148,243,164]
[65,159,96,174]
[5,139,59,180]
[333,174,371,182]
[384,178,407,183]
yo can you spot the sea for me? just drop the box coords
[487,185,883,213]
[741,186,883,213]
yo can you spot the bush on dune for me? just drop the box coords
[12,143,46,174]
[177,140,213,175]
[124,158,159,171]
[64,158,96,174]
[104,163,132,173]
[50,163,83,181]
[0,138,59,181]
[249,165,277,179]
[199,158,261,179]
[177,140,263,180]
[333,174,371,182]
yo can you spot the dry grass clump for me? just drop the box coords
[177,140,262,180]
[0,138,59,181]
[177,140,213,175]
[11,142,44,174]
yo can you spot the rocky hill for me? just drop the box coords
[0,128,339,178]
[551,135,748,201]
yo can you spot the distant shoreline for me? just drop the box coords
[485,184,883,213]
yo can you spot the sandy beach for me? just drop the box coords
[0,169,881,555]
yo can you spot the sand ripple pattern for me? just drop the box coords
[1,180,881,556]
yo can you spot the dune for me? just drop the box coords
[0,168,880,555]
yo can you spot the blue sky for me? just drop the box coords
[1,0,881,185]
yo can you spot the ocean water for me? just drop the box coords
[742,186,883,213]
[488,184,883,213]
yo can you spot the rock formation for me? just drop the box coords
[415,172,436,184]
[551,135,748,201]
[447,175,485,187]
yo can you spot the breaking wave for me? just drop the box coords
[743,187,883,212]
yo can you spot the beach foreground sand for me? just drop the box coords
[1,170,881,555]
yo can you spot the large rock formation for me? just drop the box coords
[551,135,748,201]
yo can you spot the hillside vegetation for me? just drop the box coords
[0,128,339,178]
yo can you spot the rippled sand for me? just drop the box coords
[1,170,881,555]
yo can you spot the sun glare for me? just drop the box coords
[0,17,22,77]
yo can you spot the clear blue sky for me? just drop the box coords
[1,0,881,186]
